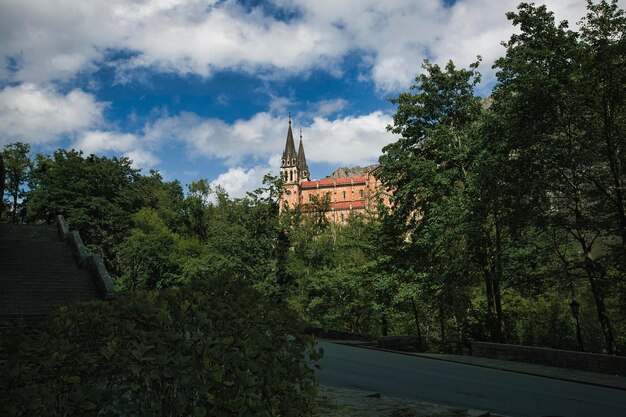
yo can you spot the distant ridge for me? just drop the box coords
[325,164,379,179]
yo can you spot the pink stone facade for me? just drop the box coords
[278,120,390,223]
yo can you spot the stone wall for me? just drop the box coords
[307,327,375,342]
[470,341,626,376]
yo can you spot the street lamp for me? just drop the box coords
[569,299,584,352]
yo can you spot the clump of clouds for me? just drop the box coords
[211,165,275,199]
[0,84,105,145]
[124,149,161,170]
[314,98,347,117]
[0,79,392,178]
[141,107,392,168]
[0,0,590,91]
[73,131,138,154]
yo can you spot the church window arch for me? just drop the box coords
[289,170,293,182]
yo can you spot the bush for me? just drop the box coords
[0,276,320,416]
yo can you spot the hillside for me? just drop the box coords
[324,164,379,179]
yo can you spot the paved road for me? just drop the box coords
[315,340,626,417]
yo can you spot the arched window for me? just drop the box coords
[289,170,293,182]
[292,158,296,165]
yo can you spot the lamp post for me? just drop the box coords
[569,299,584,352]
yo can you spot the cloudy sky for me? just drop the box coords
[0,0,590,197]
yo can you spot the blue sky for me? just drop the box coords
[0,0,588,197]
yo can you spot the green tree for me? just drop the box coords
[193,177,283,295]
[490,1,626,353]
[578,0,626,257]
[1,142,31,223]
[182,178,212,240]
[132,170,185,233]
[117,208,180,290]
[378,59,489,346]
[28,150,143,273]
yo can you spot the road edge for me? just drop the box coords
[328,340,626,392]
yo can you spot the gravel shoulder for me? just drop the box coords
[316,385,508,417]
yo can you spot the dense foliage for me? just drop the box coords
[0,277,320,417]
[376,0,626,353]
[1,1,625,358]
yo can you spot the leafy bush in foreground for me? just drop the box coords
[0,276,320,416]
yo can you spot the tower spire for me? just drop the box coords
[297,129,309,180]
[281,116,297,168]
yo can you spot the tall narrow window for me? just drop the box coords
[289,170,293,182]
[359,189,364,198]
[342,191,346,200]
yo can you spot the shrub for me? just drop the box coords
[0,276,320,416]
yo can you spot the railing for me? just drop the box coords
[56,215,115,300]
[470,340,626,376]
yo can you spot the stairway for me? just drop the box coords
[0,222,101,322]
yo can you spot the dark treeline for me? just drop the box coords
[377,0,626,354]
[2,1,625,356]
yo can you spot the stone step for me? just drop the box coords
[0,222,107,320]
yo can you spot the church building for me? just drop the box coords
[279,118,390,223]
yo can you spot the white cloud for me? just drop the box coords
[0,82,390,177]
[314,98,348,117]
[144,111,284,165]
[211,165,275,199]
[71,130,160,171]
[0,0,591,90]
[142,109,393,169]
[0,84,105,145]
[124,149,161,170]
[73,131,139,154]
[305,111,392,166]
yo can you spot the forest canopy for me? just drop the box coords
[1,1,625,357]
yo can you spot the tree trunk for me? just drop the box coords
[381,313,389,337]
[493,214,506,342]
[484,267,502,343]
[410,297,423,352]
[583,255,617,354]
[438,301,446,353]
[11,190,17,223]
[0,155,4,219]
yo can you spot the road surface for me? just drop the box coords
[315,340,626,417]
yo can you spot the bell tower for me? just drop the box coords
[280,115,309,212]
[280,115,299,184]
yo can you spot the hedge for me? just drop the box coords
[0,276,321,416]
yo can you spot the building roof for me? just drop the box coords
[300,175,368,189]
